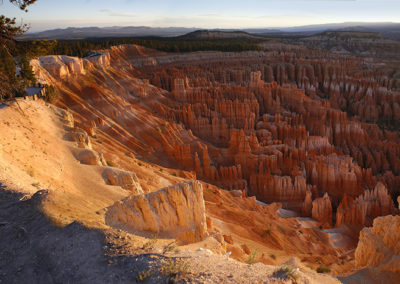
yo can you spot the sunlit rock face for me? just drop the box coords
[355,215,400,273]
[85,51,111,67]
[32,55,86,78]
[105,181,208,244]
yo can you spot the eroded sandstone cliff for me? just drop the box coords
[355,215,400,273]
[105,181,208,244]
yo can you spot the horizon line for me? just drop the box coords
[27,21,400,34]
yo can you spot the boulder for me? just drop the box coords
[76,149,106,166]
[65,127,92,149]
[102,167,143,194]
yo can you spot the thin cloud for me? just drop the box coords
[100,9,137,18]
[197,14,222,17]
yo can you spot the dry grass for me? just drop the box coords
[160,259,189,279]
[142,238,157,251]
[163,241,180,254]
[31,182,41,188]
[136,268,153,282]
[246,250,259,265]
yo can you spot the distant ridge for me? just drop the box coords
[179,30,267,40]
[20,22,400,40]
[20,26,199,40]
[275,22,400,39]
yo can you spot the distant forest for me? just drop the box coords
[15,37,264,58]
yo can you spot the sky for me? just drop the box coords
[1,0,399,32]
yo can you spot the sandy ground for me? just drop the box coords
[0,99,129,228]
[0,186,342,284]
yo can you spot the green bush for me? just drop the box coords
[106,160,115,167]
[44,85,60,103]
[316,265,331,273]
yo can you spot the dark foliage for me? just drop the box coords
[0,0,37,102]
[15,36,264,58]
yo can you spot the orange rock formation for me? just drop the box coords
[105,181,207,244]
[32,43,399,232]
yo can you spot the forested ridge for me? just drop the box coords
[15,36,264,58]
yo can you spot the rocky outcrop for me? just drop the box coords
[312,193,332,228]
[65,127,92,149]
[75,149,107,166]
[102,167,143,194]
[86,52,111,67]
[355,215,400,273]
[105,181,208,244]
[32,55,86,78]
[301,190,313,217]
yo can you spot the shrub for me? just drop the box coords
[136,268,153,282]
[163,242,179,254]
[316,265,331,273]
[171,171,177,177]
[269,253,276,260]
[142,238,157,251]
[106,160,115,167]
[31,182,40,188]
[262,228,272,237]
[160,259,189,279]
[246,250,258,265]
[27,168,34,177]
[44,85,60,103]
[273,265,299,281]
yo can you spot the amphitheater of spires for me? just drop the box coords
[31,45,399,231]
[162,72,396,228]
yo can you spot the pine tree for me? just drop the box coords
[0,0,37,101]
[19,55,36,86]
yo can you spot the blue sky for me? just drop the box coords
[1,0,399,32]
